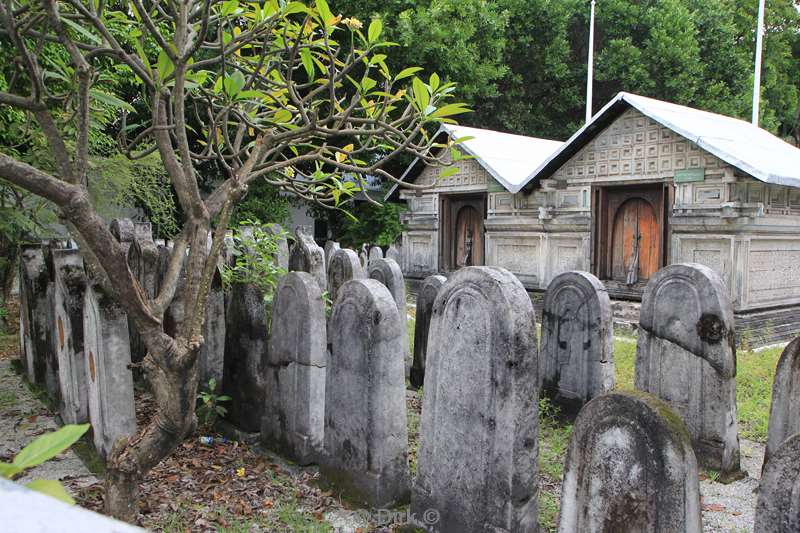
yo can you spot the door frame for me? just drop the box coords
[591,183,671,282]
[439,193,487,271]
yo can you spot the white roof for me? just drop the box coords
[520,92,800,191]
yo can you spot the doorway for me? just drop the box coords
[440,194,486,271]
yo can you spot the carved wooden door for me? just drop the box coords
[455,205,482,268]
[610,198,659,283]
[440,194,485,271]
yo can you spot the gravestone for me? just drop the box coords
[109,218,135,252]
[358,245,368,269]
[199,266,226,386]
[368,258,410,377]
[51,249,89,424]
[327,248,364,304]
[558,391,702,533]
[635,263,742,482]
[540,271,614,406]
[763,337,800,471]
[126,233,159,364]
[321,279,409,507]
[266,224,290,271]
[412,267,539,533]
[42,247,61,402]
[83,281,136,459]
[755,433,800,533]
[288,226,326,292]
[386,243,402,265]
[18,245,49,384]
[324,241,340,270]
[261,272,326,465]
[410,274,446,389]
[368,245,383,264]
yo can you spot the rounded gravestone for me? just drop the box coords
[324,240,340,270]
[327,248,364,305]
[763,337,800,472]
[368,258,409,375]
[288,226,326,292]
[368,245,383,264]
[540,271,614,406]
[410,274,446,389]
[558,391,702,533]
[755,433,800,533]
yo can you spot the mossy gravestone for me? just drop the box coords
[410,274,446,389]
[635,263,742,482]
[327,248,364,305]
[558,391,702,533]
[540,271,614,407]
[262,272,326,465]
[756,433,800,533]
[368,258,410,377]
[324,240,340,271]
[412,267,539,533]
[368,245,383,265]
[763,337,800,472]
[321,279,409,507]
[126,230,158,364]
[18,244,49,384]
[289,226,326,292]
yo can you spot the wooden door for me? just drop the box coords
[455,205,482,267]
[440,194,485,271]
[610,198,660,283]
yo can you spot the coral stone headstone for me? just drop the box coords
[18,245,49,384]
[763,337,800,471]
[368,258,410,377]
[557,391,702,533]
[327,248,364,304]
[635,263,742,481]
[126,233,159,364]
[368,245,383,265]
[324,241,340,271]
[51,249,89,424]
[109,218,135,252]
[412,266,539,533]
[83,281,136,459]
[42,247,61,401]
[386,243,402,265]
[321,279,410,507]
[261,272,326,465]
[358,245,368,269]
[540,271,614,406]
[755,433,800,532]
[199,267,226,385]
[410,274,446,389]
[288,226,326,292]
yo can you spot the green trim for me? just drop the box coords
[674,168,705,183]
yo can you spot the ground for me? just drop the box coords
[0,306,783,532]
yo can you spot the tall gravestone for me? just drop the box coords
[412,267,539,533]
[558,391,702,533]
[358,245,368,269]
[321,279,409,507]
[261,272,326,465]
[18,245,49,384]
[635,263,742,481]
[386,243,402,265]
[327,248,364,305]
[368,258,410,377]
[51,249,89,424]
[755,433,800,532]
[540,271,614,406]
[199,266,226,386]
[109,218,135,252]
[763,337,800,471]
[83,281,137,459]
[42,247,61,402]
[368,245,383,264]
[324,241,340,271]
[410,274,446,389]
[288,226,326,292]
[126,231,158,364]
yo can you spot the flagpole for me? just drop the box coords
[586,0,596,125]
[752,0,766,126]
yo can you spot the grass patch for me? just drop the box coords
[737,345,782,442]
[538,488,560,533]
[613,335,637,391]
[537,397,572,531]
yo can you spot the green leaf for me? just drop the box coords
[440,166,460,179]
[300,48,315,78]
[429,73,440,92]
[26,479,75,505]
[412,77,430,113]
[156,50,174,81]
[13,424,90,470]
[431,103,471,118]
[315,0,334,27]
[0,462,22,479]
[368,18,382,43]
[61,17,101,44]
[273,109,292,123]
[89,89,135,112]
[283,2,308,15]
[395,67,423,81]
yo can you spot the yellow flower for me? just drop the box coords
[236,467,245,477]
[342,17,363,30]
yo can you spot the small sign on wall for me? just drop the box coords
[674,168,705,183]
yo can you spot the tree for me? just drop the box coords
[0,0,465,520]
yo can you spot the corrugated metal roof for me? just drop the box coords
[518,92,800,192]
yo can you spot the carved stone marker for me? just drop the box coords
[558,391,702,533]
[127,234,159,364]
[410,274,446,389]
[83,281,136,459]
[199,267,226,386]
[358,245,368,269]
[540,271,614,406]
[635,263,742,481]
[412,267,539,533]
[755,433,800,532]
[327,248,364,305]
[43,248,61,401]
[109,218,135,252]
[324,240,340,269]
[368,245,383,264]
[368,258,410,376]
[289,226,326,292]
[763,337,800,471]
[386,243,402,265]
[51,249,89,424]
[18,245,49,384]
[321,279,409,507]
[262,272,326,465]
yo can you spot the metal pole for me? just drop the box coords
[752,0,766,126]
[586,0,596,125]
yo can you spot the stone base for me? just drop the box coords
[319,463,410,509]
[259,418,318,466]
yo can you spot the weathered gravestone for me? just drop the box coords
[412,267,539,533]
[540,271,614,407]
[126,231,158,364]
[83,280,137,459]
[635,263,742,482]
[358,245,368,269]
[368,258,410,377]
[558,391,702,533]
[199,266,226,386]
[51,249,89,424]
[763,337,800,472]
[410,274,446,389]
[42,247,61,401]
[109,218,135,252]
[327,248,364,304]
[261,272,326,465]
[289,226,326,292]
[386,243,402,265]
[755,433,800,533]
[18,245,49,384]
[324,241,340,271]
[321,279,410,507]
[368,245,383,264]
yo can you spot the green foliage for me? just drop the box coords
[0,424,90,504]
[737,345,782,442]
[314,201,406,249]
[220,220,288,301]
[231,180,292,228]
[196,378,231,428]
